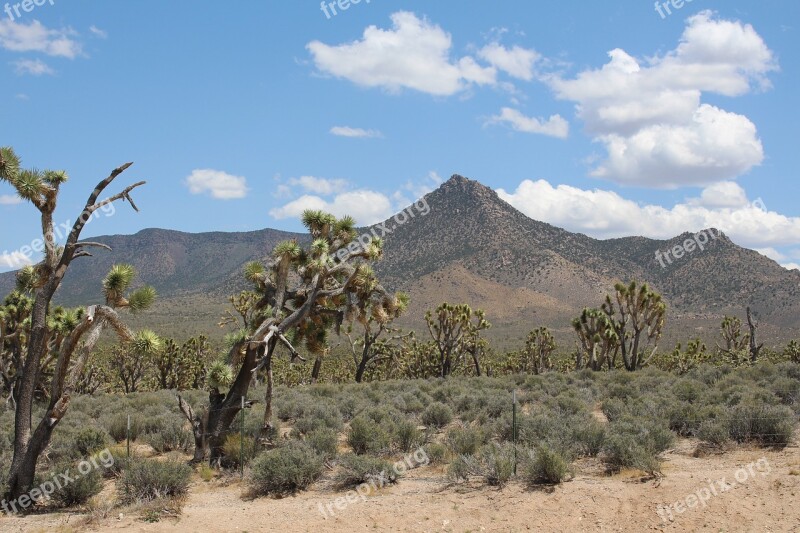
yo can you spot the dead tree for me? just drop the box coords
[746,306,763,363]
[1,146,146,500]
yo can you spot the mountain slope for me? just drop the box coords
[2,174,798,345]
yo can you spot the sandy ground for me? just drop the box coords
[2,437,799,533]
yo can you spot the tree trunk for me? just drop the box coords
[355,357,369,383]
[311,357,323,383]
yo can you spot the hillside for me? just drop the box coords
[2,175,798,346]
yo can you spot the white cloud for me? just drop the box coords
[782,263,800,271]
[13,58,54,76]
[269,190,394,225]
[15,93,28,100]
[288,176,349,195]
[330,126,383,139]
[89,25,107,39]
[307,11,496,96]
[184,169,249,200]
[477,43,540,81]
[497,179,800,249]
[488,107,569,139]
[0,194,22,205]
[0,19,82,58]
[548,11,777,187]
[0,251,34,270]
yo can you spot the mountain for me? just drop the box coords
[2,175,799,347]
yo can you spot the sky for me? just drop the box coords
[1,0,799,272]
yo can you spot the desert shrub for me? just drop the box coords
[118,459,191,504]
[347,417,391,455]
[145,420,191,453]
[422,443,448,465]
[306,427,339,460]
[697,419,730,447]
[727,403,795,446]
[421,402,453,428]
[572,419,605,457]
[521,444,570,485]
[448,443,516,487]
[293,404,344,435]
[48,460,104,507]
[107,414,142,443]
[600,398,626,422]
[221,433,258,468]
[72,427,110,457]
[392,419,425,452]
[249,442,324,496]
[445,425,486,456]
[333,454,396,489]
[602,416,673,475]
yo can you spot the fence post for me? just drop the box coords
[240,396,245,479]
[127,414,131,460]
[512,390,517,475]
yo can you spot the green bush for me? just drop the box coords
[602,416,673,475]
[118,459,192,504]
[392,419,424,452]
[47,460,104,507]
[422,442,449,465]
[448,443,515,487]
[222,433,259,468]
[522,445,570,485]
[293,404,344,435]
[333,454,396,489]
[306,427,339,460]
[347,417,390,455]
[72,427,110,457]
[421,402,453,428]
[249,442,324,496]
[727,403,795,446]
[107,414,142,443]
[697,419,730,447]
[445,425,486,456]
[145,420,192,453]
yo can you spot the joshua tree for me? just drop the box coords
[601,281,666,371]
[521,327,556,375]
[572,308,619,371]
[179,210,402,463]
[425,303,490,378]
[345,291,410,382]
[718,315,750,353]
[745,307,763,363]
[1,146,147,500]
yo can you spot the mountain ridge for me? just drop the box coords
[2,174,798,345]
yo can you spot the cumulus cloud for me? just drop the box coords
[13,58,54,76]
[497,179,800,250]
[288,176,349,195]
[548,11,777,187]
[487,107,569,139]
[184,169,249,200]
[307,11,496,96]
[0,251,34,270]
[477,43,540,81]
[330,126,383,138]
[269,190,394,225]
[0,19,82,58]
[0,194,22,205]
[89,25,107,39]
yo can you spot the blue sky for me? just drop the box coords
[1,0,799,272]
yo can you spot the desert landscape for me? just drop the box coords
[2,1,800,532]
